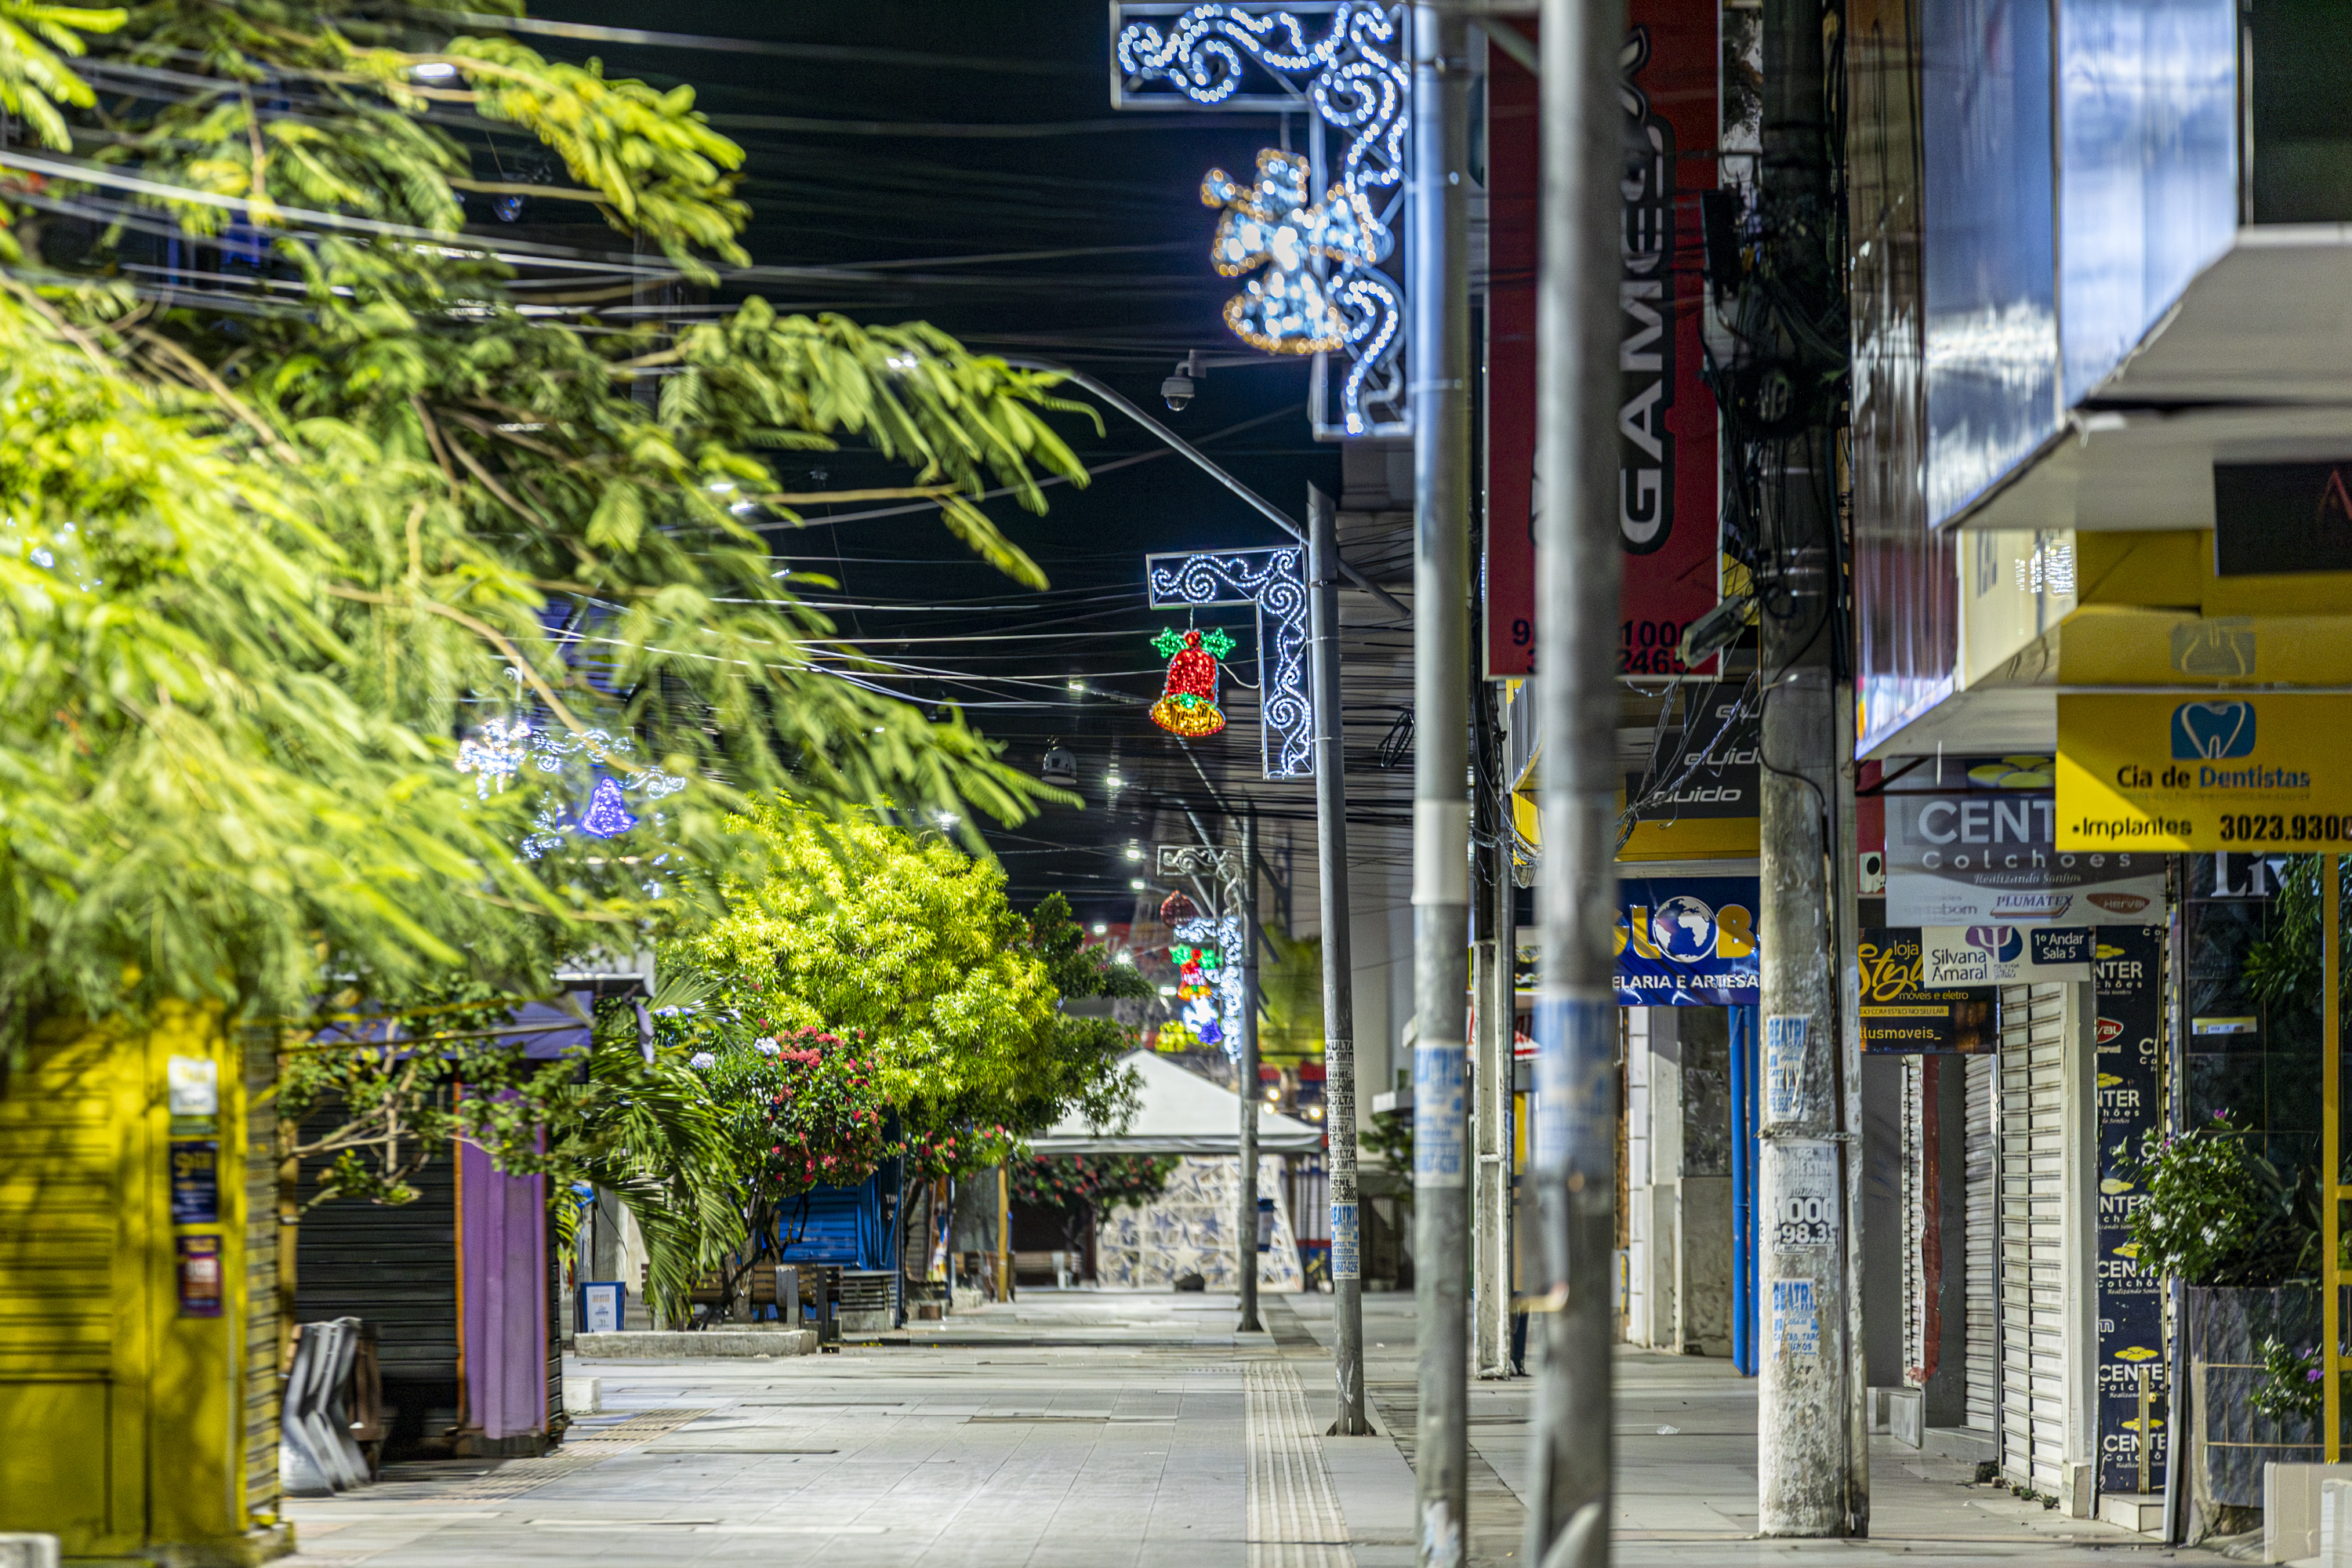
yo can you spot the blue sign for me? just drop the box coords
[1613,877,1761,1007]
[2171,700,2256,760]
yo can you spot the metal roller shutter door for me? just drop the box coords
[1901,1055,1925,1383]
[1965,1053,1997,1435]
[1998,982,2069,1493]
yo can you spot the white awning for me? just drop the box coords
[1030,1050,1325,1156]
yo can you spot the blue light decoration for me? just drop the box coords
[1112,2,1408,437]
[1146,547,1311,779]
[577,776,638,838]
[454,685,685,858]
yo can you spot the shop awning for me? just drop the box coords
[1030,1050,1325,1156]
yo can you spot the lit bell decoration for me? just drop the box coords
[577,775,638,838]
[1160,890,1198,925]
[1148,627,1235,738]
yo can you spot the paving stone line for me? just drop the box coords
[1244,1360,1356,1568]
[392,1408,716,1501]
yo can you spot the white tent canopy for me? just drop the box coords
[1032,1050,1325,1155]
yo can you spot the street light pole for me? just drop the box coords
[1309,484,1371,1433]
[1409,5,1473,1564]
[1240,811,1265,1334]
[1525,0,1625,1565]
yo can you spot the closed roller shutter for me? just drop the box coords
[1901,1055,1925,1382]
[242,1033,281,1523]
[1998,982,2069,1493]
[1965,1053,1997,1434]
[296,1130,458,1383]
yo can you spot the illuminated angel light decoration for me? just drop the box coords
[1201,150,1387,356]
[1146,547,1311,779]
[1113,2,1408,437]
[1149,626,1236,738]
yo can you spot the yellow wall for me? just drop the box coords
[0,1006,274,1562]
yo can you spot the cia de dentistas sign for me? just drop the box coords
[2057,694,2352,851]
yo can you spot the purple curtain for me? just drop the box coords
[460,1138,546,1439]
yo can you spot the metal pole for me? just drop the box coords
[1755,0,1853,1536]
[1240,814,1265,1334]
[1310,485,1372,1433]
[1408,5,1474,1563]
[1525,0,1624,1561]
[1475,685,1515,1380]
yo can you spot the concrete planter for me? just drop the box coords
[574,1330,818,1359]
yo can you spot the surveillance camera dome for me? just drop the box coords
[1160,373,1195,412]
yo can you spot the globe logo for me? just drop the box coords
[1653,895,1718,962]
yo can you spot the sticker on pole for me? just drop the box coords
[1330,1201,1360,1281]
[1772,1141,1840,1250]
[1530,996,1615,1174]
[1772,1279,1820,1359]
[1765,1013,1810,1123]
[1414,1042,1466,1189]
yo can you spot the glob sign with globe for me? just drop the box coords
[1613,877,1761,1006]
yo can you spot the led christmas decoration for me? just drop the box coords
[1112,2,1410,437]
[577,776,638,838]
[1149,626,1236,738]
[1147,549,1312,779]
[1160,890,1200,925]
[1201,150,1386,355]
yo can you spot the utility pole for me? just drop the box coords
[1409,5,1473,1563]
[1309,485,1371,1433]
[1240,811,1264,1334]
[1523,0,1624,1563]
[1753,0,1856,1537]
[1473,681,1515,1380]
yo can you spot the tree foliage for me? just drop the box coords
[671,809,1131,1161]
[0,0,1090,1066]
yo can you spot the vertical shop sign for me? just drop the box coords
[1480,0,1720,679]
[2095,925,2167,1496]
[169,1138,220,1226]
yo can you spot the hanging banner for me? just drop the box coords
[1614,877,1759,1006]
[2057,694,2352,851]
[1857,927,1997,1054]
[1482,0,1720,681]
[1887,754,2166,922]
[2093,925,2169,1497]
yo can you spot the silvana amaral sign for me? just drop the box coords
[2058,694,2352,851]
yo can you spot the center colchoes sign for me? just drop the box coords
[2057,694,2352,851]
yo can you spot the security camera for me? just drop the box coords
[1162,351,1205,412]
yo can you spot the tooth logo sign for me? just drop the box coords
[2172,701,2256,760]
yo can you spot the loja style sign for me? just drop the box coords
[1886,755,2164,924]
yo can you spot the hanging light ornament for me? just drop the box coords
[1148,626,1235,738]
[577,775,639,838]
[1160,890,1199,925]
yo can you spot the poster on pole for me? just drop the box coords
[1482,0,1720,681]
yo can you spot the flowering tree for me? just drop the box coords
[1011,1153,1179,1258]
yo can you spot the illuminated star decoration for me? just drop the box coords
[1200,149,1386,355]
[1149,626,1236,738]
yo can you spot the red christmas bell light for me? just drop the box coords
[1160,890,1198,924]
[1149,626,1235,738]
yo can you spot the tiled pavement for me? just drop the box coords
[279,1292,2224,1568]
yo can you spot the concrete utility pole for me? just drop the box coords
[1753,0,1857,1537]
[1239,811,1264,1334]
[1473,688,1515,1380]
[1308,485,1372,1433]
[1523,0,1625,1563]
[1409,5,1473,1563]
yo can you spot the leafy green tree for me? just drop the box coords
[673,809,1131,1158]
[0,0,1087,1068]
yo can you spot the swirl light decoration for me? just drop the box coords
[1113,2,1409,437]
[1145,546,1312,779]
[455,699,687,858]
